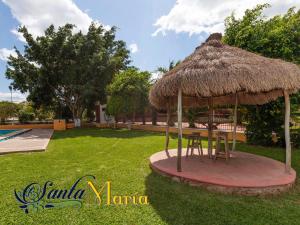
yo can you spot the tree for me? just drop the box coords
[155,60,181,81]
[106,96,124,122]
[18,102,35,124]
[224,4,300,146]
[34,105,55,121]
[224,4,300,64]
[106,68,151,123]
[0,101,18,123]
[6,23,130,126]
[155,60,181,126]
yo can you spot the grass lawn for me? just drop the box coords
[1,128,300,225]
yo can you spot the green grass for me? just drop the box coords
[1,128,300,225]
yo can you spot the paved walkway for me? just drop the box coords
[0,129,53,154]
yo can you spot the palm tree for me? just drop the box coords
[153,60,181,126]
[156,60,181,80]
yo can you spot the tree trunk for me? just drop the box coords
[72,105,84,128]
[132,111,136,123]
[151,107,157,125]
[142,110,146,125]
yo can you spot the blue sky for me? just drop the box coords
[0,0,299,102]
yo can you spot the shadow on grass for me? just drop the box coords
[144,171,236,225]
[51,128,166,140]
[145,172,189,225]
[144,169,299,225]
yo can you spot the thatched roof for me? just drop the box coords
[150,33,300,109]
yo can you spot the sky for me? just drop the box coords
[0,0,299,102]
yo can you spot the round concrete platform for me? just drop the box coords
[150,149,296,195]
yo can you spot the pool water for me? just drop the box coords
[0,130,17,136]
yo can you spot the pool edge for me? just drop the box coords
[0,129,32,142]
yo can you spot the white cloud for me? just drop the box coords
[2,0,107,41]
[150,71,162,82]
[0,92,27,103]
[0,48,17,61]
[152,0,300,37]
[10,28,26,42]
[129,43,139,54]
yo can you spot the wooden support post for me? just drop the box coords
[232,93,238,151]
[165,101,171,158]
[177,88,183,172]
[165,105,170,150]
[284,90,291,173]
[208,97,213,158]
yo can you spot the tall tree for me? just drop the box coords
[6,23,130,126]
[224,4,300,146]
[106,68,151,123]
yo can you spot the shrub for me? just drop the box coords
[291,130,300,148]
[184,108,198,128]
[245,102,285,147]
[18,111,35,124]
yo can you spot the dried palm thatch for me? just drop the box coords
[150,33,300,109]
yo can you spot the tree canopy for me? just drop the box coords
[106,68,151,121]
[0,101,18,122]
[224,4,300,146]
[6,23,130,121]
[224,4,300,64]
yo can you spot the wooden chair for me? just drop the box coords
[186,133,203,157]
[214,131,230,160]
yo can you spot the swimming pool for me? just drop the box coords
[0,129,31,142]
[0,130,17,136]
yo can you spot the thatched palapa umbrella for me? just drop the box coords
[150,33,300,173]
